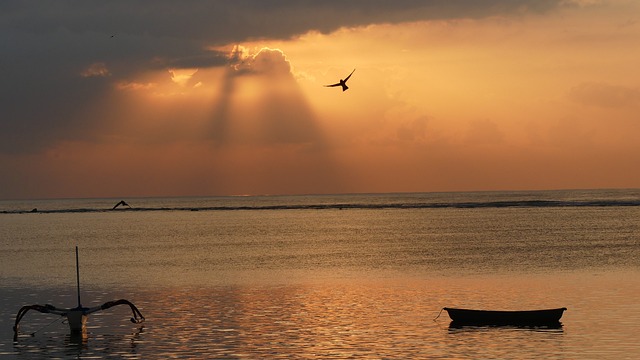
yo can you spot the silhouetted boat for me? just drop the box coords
[13,247,144,337]
[443,307,566,325]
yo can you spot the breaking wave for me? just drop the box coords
[2,198,640,214]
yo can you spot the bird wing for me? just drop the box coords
[344,69,356,82]
[324,83,341,87]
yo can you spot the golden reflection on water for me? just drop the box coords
[142,281,444,358]
[3,271,640,358]
[93,271,635,358]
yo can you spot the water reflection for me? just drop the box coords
[63,330,88,358]
[11,326,145,359]
[448,322,564,332]
[2,272,640,358]
[443,323,567,359]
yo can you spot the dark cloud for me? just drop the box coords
[160,53,229,69]
[231,48,292,76]
[0,0,564,154]
[0,25,224,153]
[1,1,562,44]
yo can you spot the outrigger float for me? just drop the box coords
[13,247,145,335]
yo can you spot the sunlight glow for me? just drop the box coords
[80,62,111,78]
[169,68,199,86]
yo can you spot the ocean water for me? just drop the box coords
[1,190,639,358]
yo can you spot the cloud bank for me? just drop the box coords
[3,1,562,44]
[1,0,566,148]
[0,0,564,154]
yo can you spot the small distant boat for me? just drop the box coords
[443,307,566,326]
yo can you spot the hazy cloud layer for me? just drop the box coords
[568,82,640,108]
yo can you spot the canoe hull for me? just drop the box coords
[444,307,566,326]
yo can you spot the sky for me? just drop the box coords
[2,0,640,199]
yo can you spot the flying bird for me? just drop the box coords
[325,69,355,92]
[112,200,131,210]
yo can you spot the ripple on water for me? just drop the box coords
[2,272,640,358]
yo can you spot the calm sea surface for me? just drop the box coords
[1,190,639,358]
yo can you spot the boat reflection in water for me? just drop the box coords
[448,321,564,332]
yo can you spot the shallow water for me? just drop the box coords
[2,273,639,359]
[1,190,639,358]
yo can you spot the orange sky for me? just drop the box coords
[1,1,639,199]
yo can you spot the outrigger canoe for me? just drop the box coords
[443,307,566,326]
[13,247,144,336]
